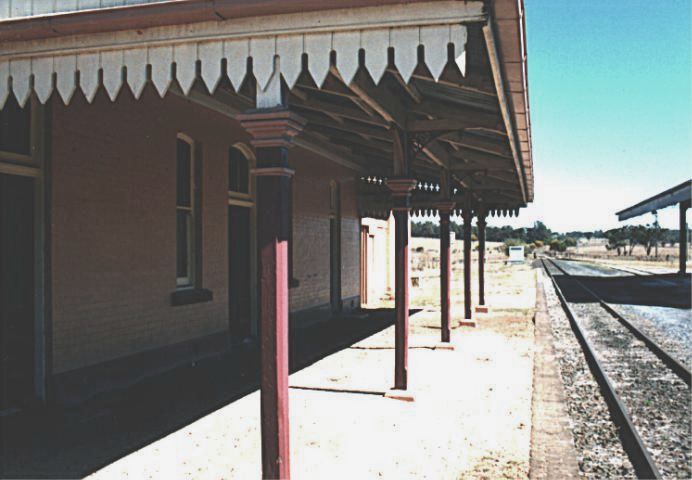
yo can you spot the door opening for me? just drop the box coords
[0,173,35,410]
[329,182,341,313]
[228,205,252,339]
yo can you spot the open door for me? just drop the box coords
[0,173,35,410]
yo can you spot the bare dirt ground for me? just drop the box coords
[89,252,535,480]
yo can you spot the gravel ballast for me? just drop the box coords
[611,303,691,368]
[571,301,691,479]
[542,259,692,479]
[540,268,635,478]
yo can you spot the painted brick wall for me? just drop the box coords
[340,179,361,302]
[289,152,360,311]
[50,86,361,373]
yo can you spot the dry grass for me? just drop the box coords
[408,237,536,316]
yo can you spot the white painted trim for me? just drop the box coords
[175,133,196,288]
[0,1,482,108]
[0,0,164,20]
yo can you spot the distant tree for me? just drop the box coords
[605,227,627,255]
[411,221,439,238]
[549,239,566,252]
[626,224,661,256]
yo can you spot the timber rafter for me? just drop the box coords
[175,27,526,211]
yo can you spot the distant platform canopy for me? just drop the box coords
[616,180,692,221]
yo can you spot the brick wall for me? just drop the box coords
[50,86,361,374]
[289,151,360,311]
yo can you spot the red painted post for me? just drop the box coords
[462,207,473,321]
[477,210,487,306]
[238,110,306,480]
[436,202,456,343]
[386,178,417,390]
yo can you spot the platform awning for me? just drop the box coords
[616,180,692,221]
[0,2,480,107]
[0,0,534,211]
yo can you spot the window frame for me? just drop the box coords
[228,144,253,203]
[176,133,196,288]
[0,98,41,173]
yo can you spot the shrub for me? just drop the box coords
[503,238,524,256]
[549,239,567,252]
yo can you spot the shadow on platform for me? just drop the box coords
[0,308,407,479]
[553,273,691,309]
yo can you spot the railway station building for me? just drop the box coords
[0,0,532,477]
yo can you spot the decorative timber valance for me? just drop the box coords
[0,1,483,109]
[357,176,521,220]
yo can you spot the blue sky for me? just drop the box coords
[486,0,691,232]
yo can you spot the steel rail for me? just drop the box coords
[548,258,691,386]
[540,258,663,480]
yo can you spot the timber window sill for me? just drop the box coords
[170,288,213,306]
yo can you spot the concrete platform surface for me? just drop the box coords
[529,272,580,479]
[87,310,534,480]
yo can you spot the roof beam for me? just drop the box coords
[289,94,389,128]
[347,68,407,128]
[407,115,500,132]
[300,110,392,142]
[170,84,366,173]
[450,147,511,167]
[410,100,502,129]
[441,132,511,157]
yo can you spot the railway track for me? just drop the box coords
[540,257,691,479]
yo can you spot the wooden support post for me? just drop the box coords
[436,201,456,343]
[461,206,474,322]
[680,201,689,275]
[477,210,488,309]
[386,178,417,391]
[238,109,306,480]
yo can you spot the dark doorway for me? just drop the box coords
[0,173,35,410]
[330,217,342,313]
[329,182,342,313]
[228,205,252,339]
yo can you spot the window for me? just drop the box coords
[176,137,195,287]
[171,135,212,305]
[228,146,249,195]
[0,96,31,157]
